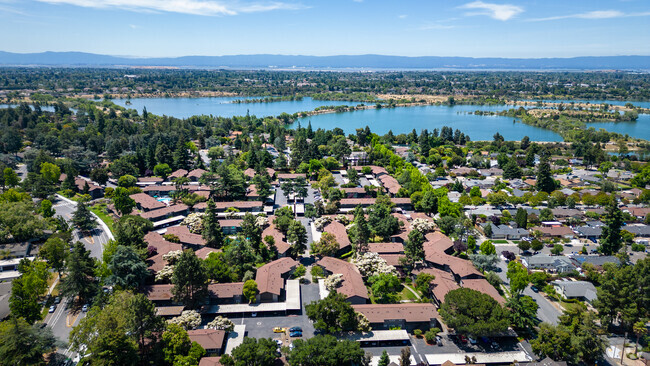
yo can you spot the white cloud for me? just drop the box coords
[33,0,305,16]
[398,14,407,19]
[530,9,650,21]
[459,1,523,21]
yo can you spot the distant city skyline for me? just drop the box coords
[2,0,649,58]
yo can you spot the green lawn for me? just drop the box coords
[398,286,418,301]
[492,239,509,244]
[90,203,115,234]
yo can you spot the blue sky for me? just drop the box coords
[1,0,649,58]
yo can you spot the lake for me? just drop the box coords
[112,97,560,141]
[7,96,649,141]
[293,104,562,141]
[112,97,355,119]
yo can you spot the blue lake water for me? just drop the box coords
[5,96,650,141]
[293,104,562,141]
[112,97,355,119]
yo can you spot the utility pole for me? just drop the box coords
[621,331,627,365]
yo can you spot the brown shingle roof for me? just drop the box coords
[352,303,438,323]
[131,193,166,211]
[143,284,174,301]
[367,242,404,254]
[165,226,206,246]
[187,169,207,179]
[322,221,351,251]
[317,257,369,301]
[208,283,244,299]
[378,174,401,195]
[199,357,223,366]
[262,220,290,255]
[255,257,298,296]
[170,169,188,179]
[139,204,189,220]
[194,201,263,211]
[187,329,226,351]
[413,267,459,302]
[462,278,505,304]
[195,247,220,260]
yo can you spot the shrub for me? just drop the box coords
[413,329,423,338]
[310,265,324,279]
[293,264,306,278]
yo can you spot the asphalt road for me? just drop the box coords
[45,195,111,361]
[494,244,561,325]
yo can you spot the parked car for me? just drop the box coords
[82,304,89,312]
[48,305,56,313]
[491,341,499,350]
[531,286,539,293]
[289,327,302,333]
[458,334,468,343]
[289,331,303,337]
[273,327,287,333]
[468,336,477,344]
[54,296,61,304]
[275,339,283,346]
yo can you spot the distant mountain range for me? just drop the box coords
[0,51,649,70]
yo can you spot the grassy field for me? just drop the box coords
[399,286,418,301]
[90,203,115,234]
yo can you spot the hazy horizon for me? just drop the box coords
[2,0,649,58]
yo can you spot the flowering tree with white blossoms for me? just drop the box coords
[206,316,235,331]
[314,216,332,231]
[411,218,436,233]
[255,215,269,228]
[162,250,183,264]
[182,212,204,234]
[351,252,397,278]
[323,273,343,291]
[155,264,174,282]
[168,310,201,330]
[356,312,371,332]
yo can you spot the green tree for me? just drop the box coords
[536,155,556,194]
[72,199,97,232]
[172,250,208,308]
[38,236,67,275]
[503,159,522,179]
[204,252,236,283]
[517,240,531,253]
[311,232,339,257]
[0,201,47,242]
[531,323,574,363]
[90,167,109,185]
[404,228,424,264]
[154,163,172,179]
[507,295,539,331]
[551,244,564,256]
[515,208,527,229]
[202,200,223,248]
[352,207,370,252]
[127,293,165,357]
[483,222,493,238]
[507,261,529,294]
[114,215,153,249]
[241,213,262,250]
[39,199,55,218]
[594,259,649,329]
[60,241,98,302]
[160,323,205,366]
[599,201,624,255]
[243,279,258,303]
[40,162,61,186]
[112,187,136,216]
[480,240,496,255]
[107,245,149,290]
[368,273,401,304]
[0,316,58,366]
[306,292,359,334]
[117,174,137,188]
[9,259,50,324]
[286,335,365,366]
[378,350,390,366]
[286,220,307,257]
[228,337,278,366]
[439,288,509,337]
[70,292,140,366]
[253,174,273,203]
[3,168,19,188]
[531,239,544,252]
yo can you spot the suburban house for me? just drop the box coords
[164,225,206,247]
[187,329,227,356]
[552,280,598,303]
[321,221,353,255]
[522,255,576,273]
[351,303,440,331]
[317,257,369,304]
[412,267,459,306]
[481,223,529,240]
[255,257,298,302]
[131,192,166,212]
